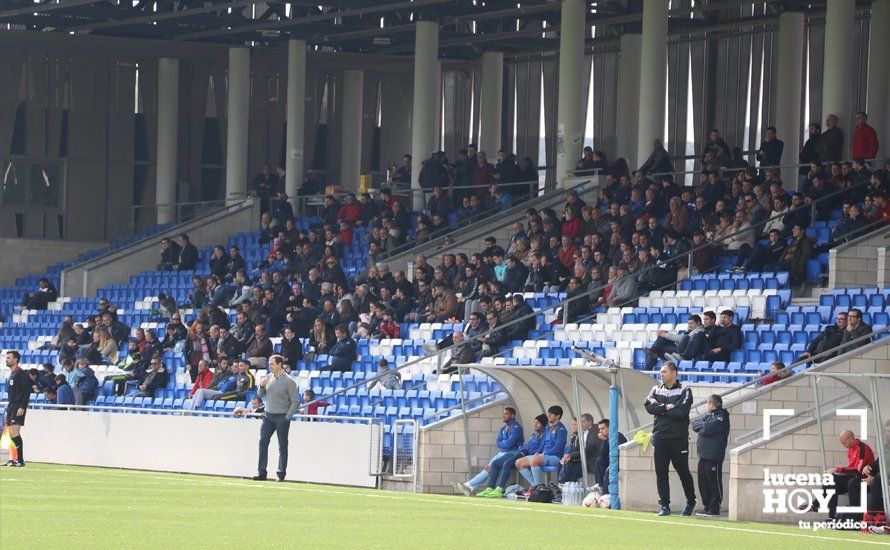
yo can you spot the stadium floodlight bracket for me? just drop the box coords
[572,346,618,369]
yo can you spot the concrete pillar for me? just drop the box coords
[410,21,440,211]
[225,47,250,200]
[340,69,363,191]
[555,0,586,187]
[478,51,503,156]
[285,39,307,208]
[616,34,641,167]
[636,0,668,168]
[867,0,890,158]
[775,11,805,178]
[822,0,855,132]
[156,58,179,224]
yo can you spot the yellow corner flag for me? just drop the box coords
[1,426,17,461]
[633,430,652,453]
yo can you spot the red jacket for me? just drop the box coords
[338,203,362,224]
[304,401,331,416]
[189,369,214,397]
[562,218,582,240]
[376,320,400,339]
[836,439,875,477]
[852,124,879,160]
[557,245,578,269]
[339,226,353,246]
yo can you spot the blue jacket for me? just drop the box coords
[328,337,357,372]
[216,375,239,394]
[496,419,524,452]
[77,366,99,396]
[56,383,75,405]
[540,421,568,457]
[519,430,545,455]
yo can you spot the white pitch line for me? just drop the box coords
[4,467,888,547]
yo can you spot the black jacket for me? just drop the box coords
[692,407,731,461]
[568,429,603,471]
[178,243,199,270]
[7,367,31,411]
[644,381,693,442]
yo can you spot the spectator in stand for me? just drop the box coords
[183,322,215,381]
[477,414,546,498]
[419,152,449,190]
[454,407,523,496]
[839,308,872,354]
[638,138,673,174]
[701,310,742,362]
[606,264,638,307]
[394,154,412,183]
[102,312,131,346]
[52,374,75,406]
[188,358,234,409]
[756,126,784,169]
[157,237,181,271]
[338,193,362,225]
[426,185,453,218]
[126,356,168,399]
[19,277,58,311]
[299,168,323,197]
[852,111,879,162]
[279,327,303,371]
[764,223,813,285]
[472,151,497,195]
[812,430,875,520]
[326,325,356,372]
[644,314,706,369]
[514,405,567,490]
[558,414,600,484]
[729,228,786,274]
[817,114,844,162]
[217,360,256,401]
[799,123,822,176]
[71,358,99,405]
[367,358,401,391]
[246,324,273,369]
[692,394,731,516]
[188,359,214,399]
[173,233,199,271]
[299,389,331,418]
[702,129,731,169]
[761,361,792,386]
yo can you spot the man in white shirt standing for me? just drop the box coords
[253,355,299,482]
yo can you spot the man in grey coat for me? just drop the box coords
[607,264,638,307]
[253,355,299,482]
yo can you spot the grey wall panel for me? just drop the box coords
[597,51,618,161]
[690,40,709,167]
[666,42,689,160]
[501,64,515,153]
[442,68,472,161]
[580,55,592,147]
[746,33,765,160]
[327,74,341,183]
[762,32,778,142]
[514,61,541,167]
[852,18,869,114]
[185,61,210,202]
[26,51,48,157]
[266,68,286,170]
[65,54,110,241]
[23,210,43,238]
[360,72,379,172]
[249,67,271,172]
[45,53,68,159]
[379,74,413,171]
[471,65,482,146]
[542,59,558,187]
[0,50,25,155]
[106,61,136,240]
[807,24,825,123]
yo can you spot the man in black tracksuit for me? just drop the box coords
[644,361,697,516]
[692,394,731,516]
[4,351,31,467]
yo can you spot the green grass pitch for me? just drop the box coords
[0,463,884,549]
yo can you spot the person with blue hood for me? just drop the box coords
[513,405,567,489]
[477,414,548,498]
[454,407,524,496]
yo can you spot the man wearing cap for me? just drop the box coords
[476,414,548,498]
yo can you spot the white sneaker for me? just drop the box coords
[453,481,473,497]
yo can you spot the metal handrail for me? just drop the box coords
[304,174,879,411]
[374,177,595,265]
[627,326,890,436]
[421,389,504,421]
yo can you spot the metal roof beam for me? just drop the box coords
[60,0,265,32]
[1,0,102,19]
[173,0,450,41]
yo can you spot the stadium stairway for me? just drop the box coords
[60,198,258,297]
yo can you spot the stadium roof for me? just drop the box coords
[0,0,836,59]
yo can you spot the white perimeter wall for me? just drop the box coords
[23,410,377,488]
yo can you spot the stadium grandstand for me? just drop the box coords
[1,0,889,545]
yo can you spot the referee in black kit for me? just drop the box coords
[4,351,31,467]
[644,361,697,516]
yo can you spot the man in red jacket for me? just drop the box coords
[817,429,876,519]
[852,111,879,161]
[337,193,363,225]
[189,359,214,398]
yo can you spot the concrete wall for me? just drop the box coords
[878,246,890,288]
[0,237,105,285]
[829,225,890,288]
[60,199,260,297]
[417,400,508,494]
